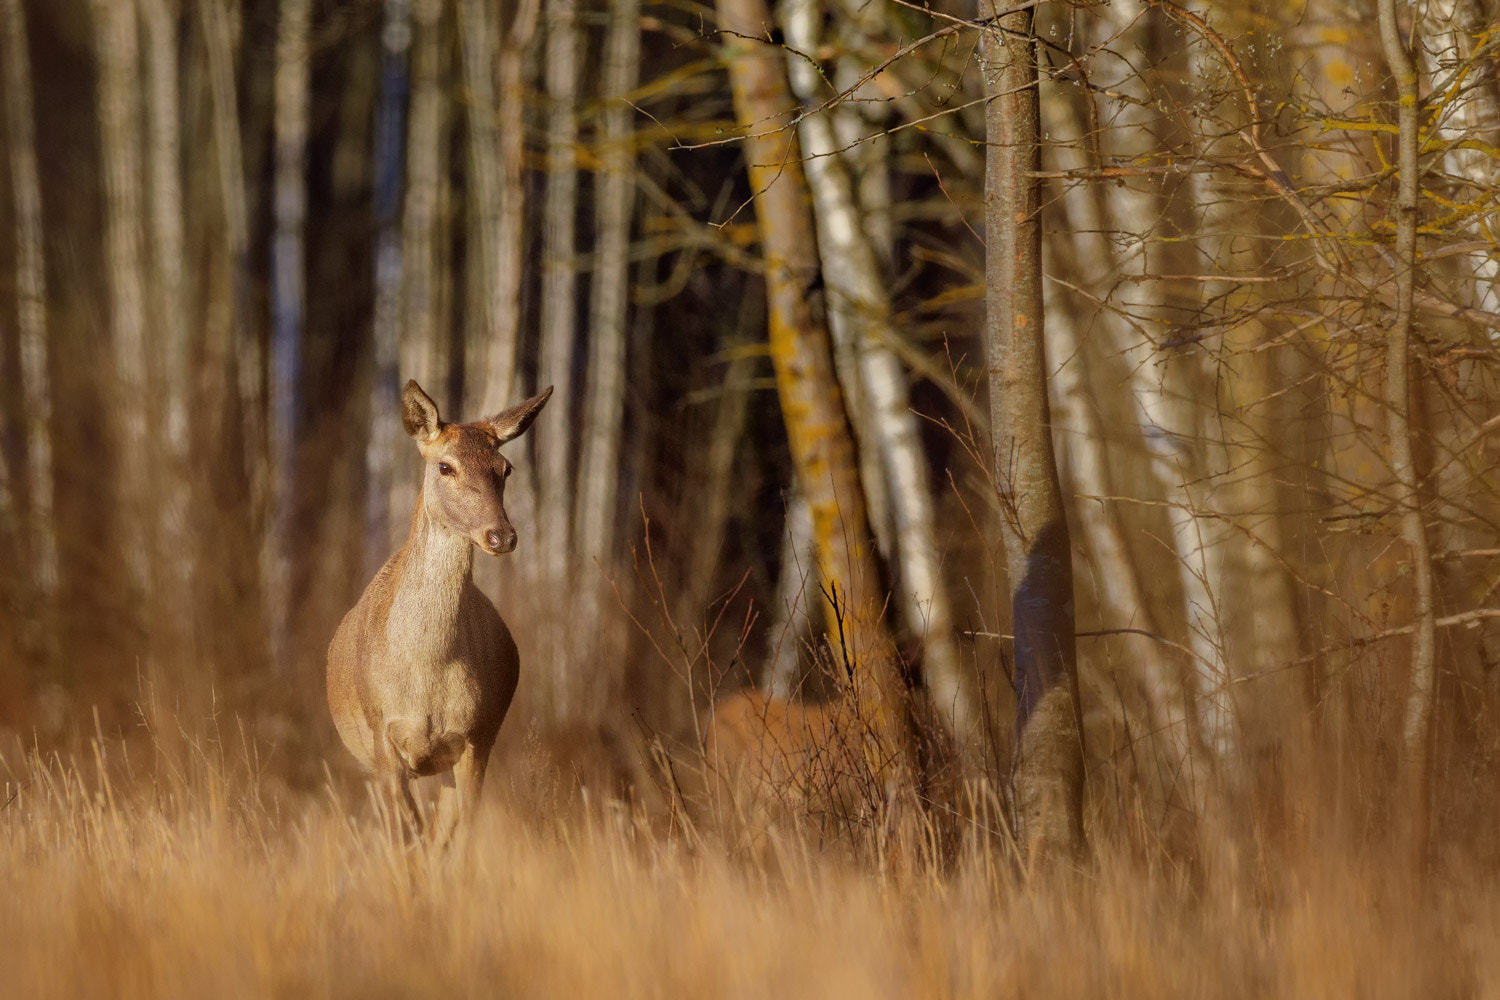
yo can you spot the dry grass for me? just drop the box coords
[2,720,1498,1000]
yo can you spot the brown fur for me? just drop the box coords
[327,380,551,839]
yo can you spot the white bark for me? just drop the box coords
[93,0,153,601]
[268,0,312,666]
[782,0,980,754]
[141,0,194,656]
[765,495,816,699]
[538,0,580,598]
[575,0,640,570]
[394,0,449,537]
[366,0,411,564]
[459,0,517,415]
[2,0,56,601]
[1087,0,1238,766]
[199,0,256,497]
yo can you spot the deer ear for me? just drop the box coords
[488,386,553,445]
[401,380,443,444]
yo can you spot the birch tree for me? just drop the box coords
[782,0,980,758]
[980,0,1086,861]
[575,0,641,572]
[365,0,411,567]
[268,0,313,668]
[1,0,56,625]
[93,0,153,609]
[394,0,450,538]
[141,0,196,661]
[538,0,581,606]
[717,0,908,753]
[1378,0,1438,849]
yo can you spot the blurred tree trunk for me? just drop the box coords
[459,0,518,415]
[1378,0,1437,853]
[1085,0,1237,775]
[538,0,579,607]
[979,0,1085,862]
[575,0,639,574]
[141,0,196,663]
[93,0,154,612]
[782,0,980,760]
[765,494,815,698]
[365,0,410,568]
[268,0,312,669]
[394,0,449,532]
[199,0,255,486]
[496,0,539,418]
[2,0,56,637]
[460,0,537,634]
[1042,78,1195,799]
[717,0,908,756]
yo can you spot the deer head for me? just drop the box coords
[401,380,553,556]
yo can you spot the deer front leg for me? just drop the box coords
[390,771,424,841]
[434,741,491,847]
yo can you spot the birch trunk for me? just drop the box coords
[766,495,816,699]
[199,0,255,494]
[394,0,449,538]
[141,0,196,661]
[1,0,56,613]
[1378,0,1437,850]
[979,0,1085,862]
[93,0,154,606]
[365,0,411,568]
[268,0,312,668]
[538,0,580,600]
[459,0,522,416]
[1085,0,1237,771]
[782,0,980,758]
[1040,81,1198,806]
[718,0,908,755]
[575,0,639,571]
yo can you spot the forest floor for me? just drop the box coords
[2,733,1496,999]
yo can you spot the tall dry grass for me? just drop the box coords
[2,709,1497,1000]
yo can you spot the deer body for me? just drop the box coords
[327,381,551,836]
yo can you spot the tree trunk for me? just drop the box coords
[1084,0,1238,776]
[717,0,907,756]
[575,0,640,572]
[93,0,154,611]
[199,0,255,487]
[538,0,580,602]
[459,0,521,416]
[1,0,57,624]
[394,0,449,535]
[1378,0,1437,854]
[141,0,196,664]
[268,0,312,669]
[765,494,816,698]
[365,0,411,569]
[979,0,1086,862]
[782,0,980,760]
[1040,78,1199,812]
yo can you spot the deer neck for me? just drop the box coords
[384,496,474,662]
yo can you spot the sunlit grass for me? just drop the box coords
[2,721,1495,1000]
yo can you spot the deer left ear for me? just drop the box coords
[488,386,553,445]
[401,380,443,444]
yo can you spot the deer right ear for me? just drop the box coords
[401,380,443,444]
[488,386,554,445]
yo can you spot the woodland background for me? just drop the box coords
[2,0,1500,986]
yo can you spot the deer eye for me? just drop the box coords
[437,462,456,477]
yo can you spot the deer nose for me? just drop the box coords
[485,528,516,553]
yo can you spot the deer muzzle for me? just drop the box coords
[484,527,517,554]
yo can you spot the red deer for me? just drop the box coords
[327,380,551,839]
